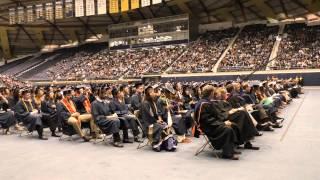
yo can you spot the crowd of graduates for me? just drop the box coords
[0,76,303,160]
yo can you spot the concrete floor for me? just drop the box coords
[1,88,319,180]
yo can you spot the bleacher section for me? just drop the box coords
[1,23,320,82]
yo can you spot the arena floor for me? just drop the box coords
[0,87,319,180]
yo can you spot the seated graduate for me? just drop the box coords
[119,84,132,105]
[112,88,141,143]
[131,83,144,112]
[140,86,176,151]
[242,83,282,129]
[213,87,260,150]
[59,89,97,142]
[227,83,277,131]
[14,89,48,140]
[157,84,192,143]
[255,86,284,124]
[91,87,123,148]
[40,91,60,137]
[195,85,240,160]
[72,85,99,138]
[0,91,22,134]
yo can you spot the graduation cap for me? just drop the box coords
[152,82,162,89]
[199,82,208,89]
[135,82,144,89]
[119,84,129,92]
[112,88,120,96]
[21,88,31,95]
[75,85,87,91]
[225,81,233,86]
[144,85,154,94]
[62,88,73,96]
[248,81,260,87]
[163,83,176,94]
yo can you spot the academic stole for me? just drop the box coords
[192,102,209,136]
[61,98,77,114]
[22,100,34,112]
[83,97,91,113]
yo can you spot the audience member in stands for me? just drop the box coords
[170,28,238,73]
[219,25,278,72]
[273,24,320,70]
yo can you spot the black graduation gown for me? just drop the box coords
[195,99,238,150]
[56,102,63,129]
[73,95,87,114]
[112,98,139,136]
[0,100,16,128]
[131,93,143,111]
[91,99,120,135]
[140,100,165,143]
[14,100,43,132]
[241,92,269,122]
[41,100,58,132]
[157,98,188,136]
[214,100,258,144]
[124,95,131,106]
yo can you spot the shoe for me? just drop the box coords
[113,142,124,148]
[255,132,263,136]
[244,142,260,150]
[134,136,143,143]
[14,125,24,131]
[233,150,242,155]
[38,136,48,140]
[92,134,103,139]
[4,129,10,135]
[181,137,192,143]
[276,119,284,124]
[82,136,91,142]
[221,154,239,160]
[123,139,133,143]
[272,123,283,128]
[263,125,274,131]
[51,133,61,138]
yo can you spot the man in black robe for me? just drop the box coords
[195,85,239,160]
[112,88,141,143]
[14,90,48,140]
[91,87,123,147]
[213,87,260,150]
[0,92,21,134]
[40,91,60,137]
[227,83,276,130]
[59,89,94,142]
[131,83,144,111]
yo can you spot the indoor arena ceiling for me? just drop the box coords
[0,0,320,58]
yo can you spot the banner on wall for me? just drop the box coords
[152,0,162,4]
[35,4,44,20]
[86,0,96,16]
[75,0,85,17]
[55,1,64,19]
[131,0,139,9]
[17,6,25,24]
[97,0,107,15]
[109,0,119,14]
[65,0,74,18]
[121,0,129,12]
[45,2,54,21]
[26,5,34,23]
[9,8,16,25]
[141,0,151,7]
